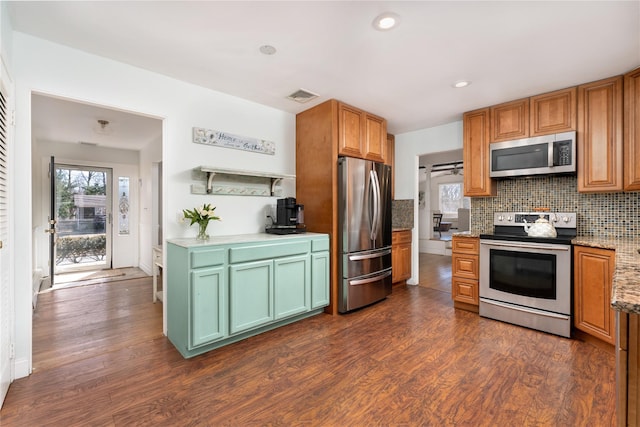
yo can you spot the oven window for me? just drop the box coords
[489,249,556,299]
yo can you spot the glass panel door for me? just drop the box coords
[54,164,112,273]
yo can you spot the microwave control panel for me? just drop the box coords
[553,140,573,166]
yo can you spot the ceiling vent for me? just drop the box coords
[287,89,319,104]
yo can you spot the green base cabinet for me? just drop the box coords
[229,259,274,334]
[167,233,329,358]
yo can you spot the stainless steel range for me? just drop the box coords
[479,212,577,338]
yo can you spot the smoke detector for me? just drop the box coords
[287,89,319,104]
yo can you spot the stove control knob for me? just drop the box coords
[562,216,570,223]
[497,215,504,222]
[507,216,513,222]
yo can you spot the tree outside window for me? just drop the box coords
[438,183,470,216]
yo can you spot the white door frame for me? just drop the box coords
[0,59,15,408]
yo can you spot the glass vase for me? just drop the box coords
[196,222,209,241]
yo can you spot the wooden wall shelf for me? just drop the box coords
[191,166,295,197]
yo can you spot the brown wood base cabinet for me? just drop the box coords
[392,230,411,284]
[451,236,479,311]
[573,245,616,345]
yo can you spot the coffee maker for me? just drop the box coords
[266,197,306,234]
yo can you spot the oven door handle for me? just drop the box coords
[480,241,570,251]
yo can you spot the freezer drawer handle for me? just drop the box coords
[349,270,392,286]
[349,249,392,261]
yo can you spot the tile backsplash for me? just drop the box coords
[470,175,640,238]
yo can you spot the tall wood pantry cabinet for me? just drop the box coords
[577,75,624,193]
[296,99,388,315]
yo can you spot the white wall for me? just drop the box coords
[12,32,296,378]
[139,137,162,275]
[395,121,463,284]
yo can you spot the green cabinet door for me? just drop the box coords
[190,266,226,348]
[274,254,310,320]
[311,251,330,309]
[229,259,274,334]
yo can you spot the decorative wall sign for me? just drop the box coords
[193,127,275,155]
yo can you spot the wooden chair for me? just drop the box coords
[433,213,443,237]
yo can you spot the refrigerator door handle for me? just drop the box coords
[349,270,392,286]
[349,249,392,261]
[369,170,379,241]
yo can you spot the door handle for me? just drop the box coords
[370,170,380,240]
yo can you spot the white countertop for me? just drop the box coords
[167,232,328,248]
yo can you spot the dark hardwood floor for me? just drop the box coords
[0,265,616,426]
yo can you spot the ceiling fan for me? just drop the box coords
[429,161,464,177]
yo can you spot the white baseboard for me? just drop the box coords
[32,269,43,309]
[14,357,30,379]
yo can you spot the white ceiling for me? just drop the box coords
[31,94,162,151]
[9,1,640,150]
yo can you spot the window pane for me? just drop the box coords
[118,177,130,235]
[439,183,462,215]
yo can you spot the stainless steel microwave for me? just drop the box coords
[489,131,576,178]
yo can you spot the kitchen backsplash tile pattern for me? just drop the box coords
[471,175,640,238]
[392,199,414,229]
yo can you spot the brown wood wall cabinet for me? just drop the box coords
[391,230,411,284]
[296,99,388,315]
[490,98,530,142]
[573,245,616,345]
[530,87,577,136]
[386,133,395,197]
[625,67,640,191]
[463,69,640,195]
[451,236,479,311]
[337,102,387,163]
[489,87,577,143]
[462,108,496,197]
[577,75,624,193]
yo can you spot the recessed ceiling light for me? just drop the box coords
[259,45,277,55]
[373,12,400,31]
[453,80,471,88]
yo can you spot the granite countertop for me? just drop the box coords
[572,236,640,314]
[451,231,481,238]
[392,227,413,232]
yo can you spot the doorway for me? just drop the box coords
[30,92,163,370]
[418,149,465,255]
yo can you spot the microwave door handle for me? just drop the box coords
[548,142,555,167]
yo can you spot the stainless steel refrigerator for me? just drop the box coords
[338,156,392,313]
